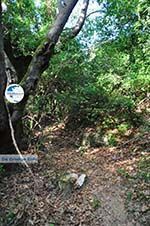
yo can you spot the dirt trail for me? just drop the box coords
[0,125,149,225]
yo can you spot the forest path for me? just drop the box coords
[0,124,149,226]
[29,124,142,225]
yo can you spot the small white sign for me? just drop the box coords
[5,84,24,103]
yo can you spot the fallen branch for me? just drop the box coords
[5,101,33,172]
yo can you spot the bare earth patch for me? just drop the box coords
[0,125,149,226]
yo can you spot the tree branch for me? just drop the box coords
[4,51,18,84]
[11,0,79,122]
[86,9,104,19]
[71,0,90,38]
[4,38,32,81]
[0,2,6,97]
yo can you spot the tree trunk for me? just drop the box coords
[0,3,14,153]
[0,104,14,154]
[0,0,89,153]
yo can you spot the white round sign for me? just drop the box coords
[5,84,24,103]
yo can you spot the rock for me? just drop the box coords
[76,174,86,188]
[58,173,87,194]
[58,173,78,191]
[82,131,105,148]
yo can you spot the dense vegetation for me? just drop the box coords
[15,0,149,139]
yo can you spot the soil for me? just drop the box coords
[0,124,149,226]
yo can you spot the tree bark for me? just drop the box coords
[0,0,90,153]
[11,0,79,124]
[0,2,14,153]
[4,38,32,81]
[71,0,89,38]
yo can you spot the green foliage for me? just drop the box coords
[0,164,5,174]
[117,168,130,178]
[126,191,133,201]
[136,157,150,182]
[3,0,56,55]
[117,123,129,135]
[6,211,15,223]
[91,196,101,209]
[0,211,16,225]
[107,133,117,146]
[9,0,148,133]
